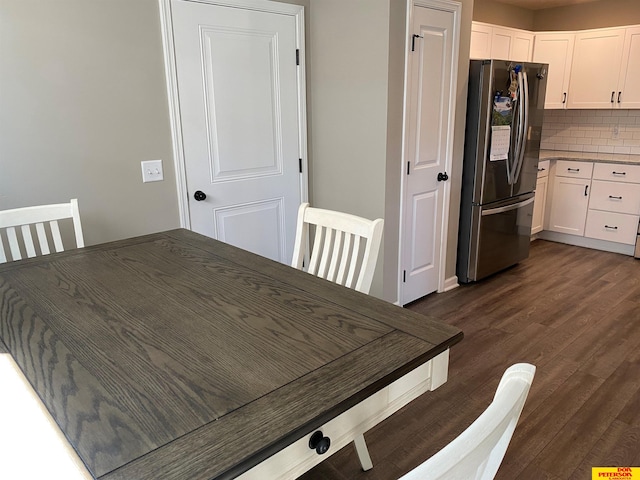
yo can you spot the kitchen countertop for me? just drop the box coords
[540,150,640,165]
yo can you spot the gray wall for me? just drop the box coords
[383,0,408,303]
[472,0,640,31]
[473,0,534,30]
[1,0,473,304]
[0,0,179,246]
[533,0,640,31]
[309,0,474,302]
[308,0,391,298]
[447,0,474,288]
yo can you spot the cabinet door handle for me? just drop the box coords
[584,185,589,196]
[618,91,622,103]
[609,195,623,200]
[567,168,580,172]
[538,167,546,172]
[604,225,618,230]
[563,92,567,104]
[611,91,616,103]
[612,171,626,176]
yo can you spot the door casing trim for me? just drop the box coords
[158,0,309,229]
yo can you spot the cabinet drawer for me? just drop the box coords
[238,351,449,479]
[555,160,593,179]
[537,160,550,178]
[588,180,640,215]
[584,210,639,245]
[592,163,640,184]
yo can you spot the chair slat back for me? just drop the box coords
[291,203,383,294]
[399,363,536,480]
[0,199,84,263]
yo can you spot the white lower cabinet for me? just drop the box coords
[588,180,640,215]
[584,166,640,246]
[546,160,640,253]
[531,160,550,234]
[584,210,639,244]
[548,175,591,236]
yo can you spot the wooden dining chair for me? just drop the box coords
[291,203,384,295]
[399,363,536,480]
[0,199,84,263]
[291,203,383,471]
[0,353,94,479]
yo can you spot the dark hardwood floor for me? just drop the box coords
[300,239,640,479]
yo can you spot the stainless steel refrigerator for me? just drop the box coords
[457,59,548,283]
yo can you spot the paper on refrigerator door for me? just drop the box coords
[489,125,511,161]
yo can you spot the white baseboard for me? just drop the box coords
[442,276,459,292]
[537,231,635,256]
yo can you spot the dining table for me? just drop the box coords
[0,228,463,479]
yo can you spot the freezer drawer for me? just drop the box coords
[461,195,535,282]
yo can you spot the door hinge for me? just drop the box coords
[407,161,410,175]
[403,270,406,282]
[299,158,303,173]
[296,49,300,66]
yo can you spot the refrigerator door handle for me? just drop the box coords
[509,71,524,185]
[512,71,529,185]
[481,196,535,216]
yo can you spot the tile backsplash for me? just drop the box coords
[540,110,640,155]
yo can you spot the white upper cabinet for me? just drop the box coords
[617,26,640,108]
[567,28,626,109]
[470,22,533,62]
[471,22,640,109]
[510,30,535,62]
[490,27,513,60]
[532,33,575,109]
[470,23,493,59]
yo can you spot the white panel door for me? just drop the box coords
[401,4,457,305]
[532,33,575,109]
[171,0,304,263]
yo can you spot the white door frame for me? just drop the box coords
[398,0,461,301]
[158,0,309,229]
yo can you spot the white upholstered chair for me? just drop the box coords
[291,203,384,295]
[0,199,84,263]
[0,353,94,479]
[399,363,536,480]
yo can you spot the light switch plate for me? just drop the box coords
[141,160,164,183]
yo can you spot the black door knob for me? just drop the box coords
[437,172,449,182]
[193,190,206,201]
[309,431,331,455]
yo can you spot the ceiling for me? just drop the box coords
[490,0,602,10]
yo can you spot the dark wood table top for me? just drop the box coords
[0,229,462,480]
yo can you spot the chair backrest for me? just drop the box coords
[0,199,84,263]
[291,203,384,294]
[399,363,536,480]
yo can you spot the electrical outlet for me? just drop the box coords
[612,125,620,139]
[141,160,164,183]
